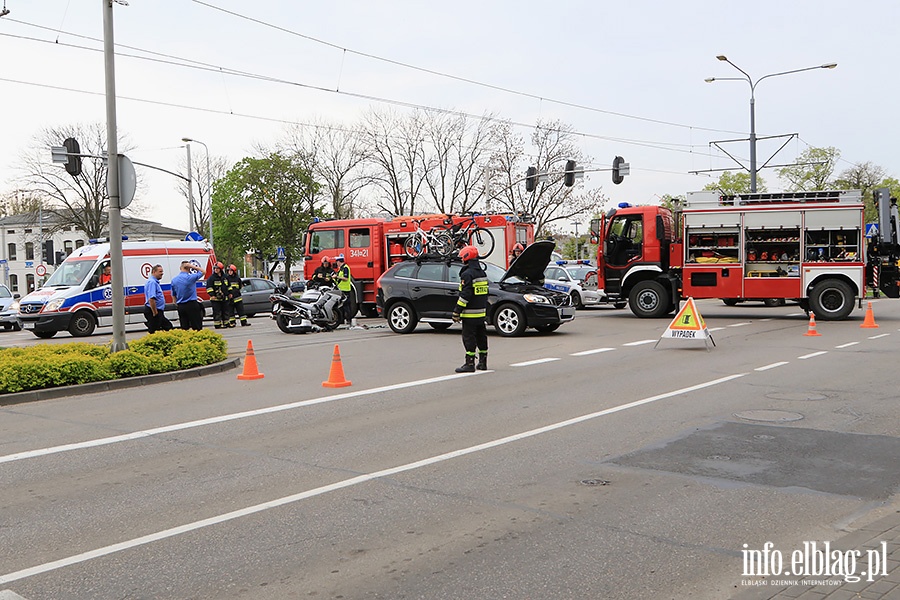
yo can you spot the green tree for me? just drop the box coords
[702,171,765,195]
[776,146,840,191]
[211,152,320,282]
[833,161,887,223]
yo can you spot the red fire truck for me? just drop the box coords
[303,213,534,317]
[589,189,900,320]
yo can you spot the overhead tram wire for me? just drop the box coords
[0,29,728,160]
[191,0,745,137]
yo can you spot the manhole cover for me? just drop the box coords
[579,479,610,486]
[734,410,804,423]
[765,392,828,402]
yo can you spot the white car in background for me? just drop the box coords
[543,260,627,310]
[0,284,21,331]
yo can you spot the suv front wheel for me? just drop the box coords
[493,303,526,337]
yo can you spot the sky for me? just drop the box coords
[1,0,898,234]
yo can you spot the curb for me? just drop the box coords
[0,357,241,407]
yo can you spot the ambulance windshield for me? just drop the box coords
[43,260,95,288]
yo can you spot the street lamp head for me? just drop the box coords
[181,137,193,143]
[822,63,837,69]
[716,55,728,62]
[704,77,716,83]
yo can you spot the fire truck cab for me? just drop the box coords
[590,190,896,321]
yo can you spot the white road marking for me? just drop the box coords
[728,322,751,328]
[0,372,748,585]
[708,327,725,332]
[570,348,615,356]
[0,372,484,465]
[798,351,828,360]
[755,362,789,371]
[835,342,859,349]
[760,318,774,322]
[868,333,890,339]
[0,591,30,600]
[787,312,806,317]
[509,358,560,367]
[623,339,655,346]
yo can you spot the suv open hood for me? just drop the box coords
[501,240,555,284]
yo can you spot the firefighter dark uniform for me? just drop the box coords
[206,262,229,329]
[225,264,250,327]
[334,254,353,324]
[311,256,334,288]
[452,245,488,373]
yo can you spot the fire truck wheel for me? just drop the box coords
[809,279,854,321]
[613,302,627,310]
[628,280,670,318]
[68,310,97,337]
[763,298,786,307]
[722,298,740,306]
[387,301,418,334]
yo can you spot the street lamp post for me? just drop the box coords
[572,221,580,259]
[184,143,194,233]
[705,56,837,192]
[182,137,212,245]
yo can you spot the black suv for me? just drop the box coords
[376,240,575,336]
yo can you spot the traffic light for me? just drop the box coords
[54,251,65,266]
[525,166,538,192]
[612,156,626,185]
[563,160,577,187]
[43,240,54,263]
[63,137,82,177]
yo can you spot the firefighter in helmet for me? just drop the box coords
[206,262,229,329]
[311,255,334,288]
[225,264,250,327]
[509,242,525,264]
[452,245,488,372]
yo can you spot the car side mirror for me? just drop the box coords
[13,293,19,299]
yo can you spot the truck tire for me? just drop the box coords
[628,280,670,318]
[387,301,418,334]
[809,279,854,321]
[68,310,96,337]
[33,330,57,339]
[722,298,740,306]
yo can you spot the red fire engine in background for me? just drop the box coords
[589,188,900,320]
[303,213,535,317]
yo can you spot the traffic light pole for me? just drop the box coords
[103,0,127,352]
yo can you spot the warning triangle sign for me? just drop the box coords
[656,298,716,350]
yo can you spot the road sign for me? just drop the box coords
[866,223,879,238]
[276,247,286,261]
[35,264,47,277]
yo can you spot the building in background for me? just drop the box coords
[0,213,187,293]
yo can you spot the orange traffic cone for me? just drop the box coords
[322,344,352,388]
[803,314,822,337]
[860,301,879,328]
[237,340,265,380]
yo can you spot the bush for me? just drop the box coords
[106,350,151,378]
[0,330,228,394]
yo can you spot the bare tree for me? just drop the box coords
[17,123,137,238]
[490,119,604,235]
[363,108,428,216]
[280,119,371,219]
[0,189,43,216]
[176,153,230,239]
[421,112,497,214]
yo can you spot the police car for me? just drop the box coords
[543,260,603,309]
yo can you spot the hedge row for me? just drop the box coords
[0,330,228,394]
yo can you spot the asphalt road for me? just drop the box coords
[1,300,898,599]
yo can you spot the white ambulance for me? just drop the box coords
[17,240,216,338]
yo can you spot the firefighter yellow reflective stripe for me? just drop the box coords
[460,308,486,318]
[473,277,488,296]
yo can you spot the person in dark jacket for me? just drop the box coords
[225,264,250,327]
[451,245,489,373]
[206,262,229,329]
[310,256,334,288]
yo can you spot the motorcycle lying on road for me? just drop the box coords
[270,283,346,334]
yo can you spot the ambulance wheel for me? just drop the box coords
[33,331,57,339]
[387,301,418,334]
[809,279,854,321]
[68,310,96,337]
[628,281,670,318]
